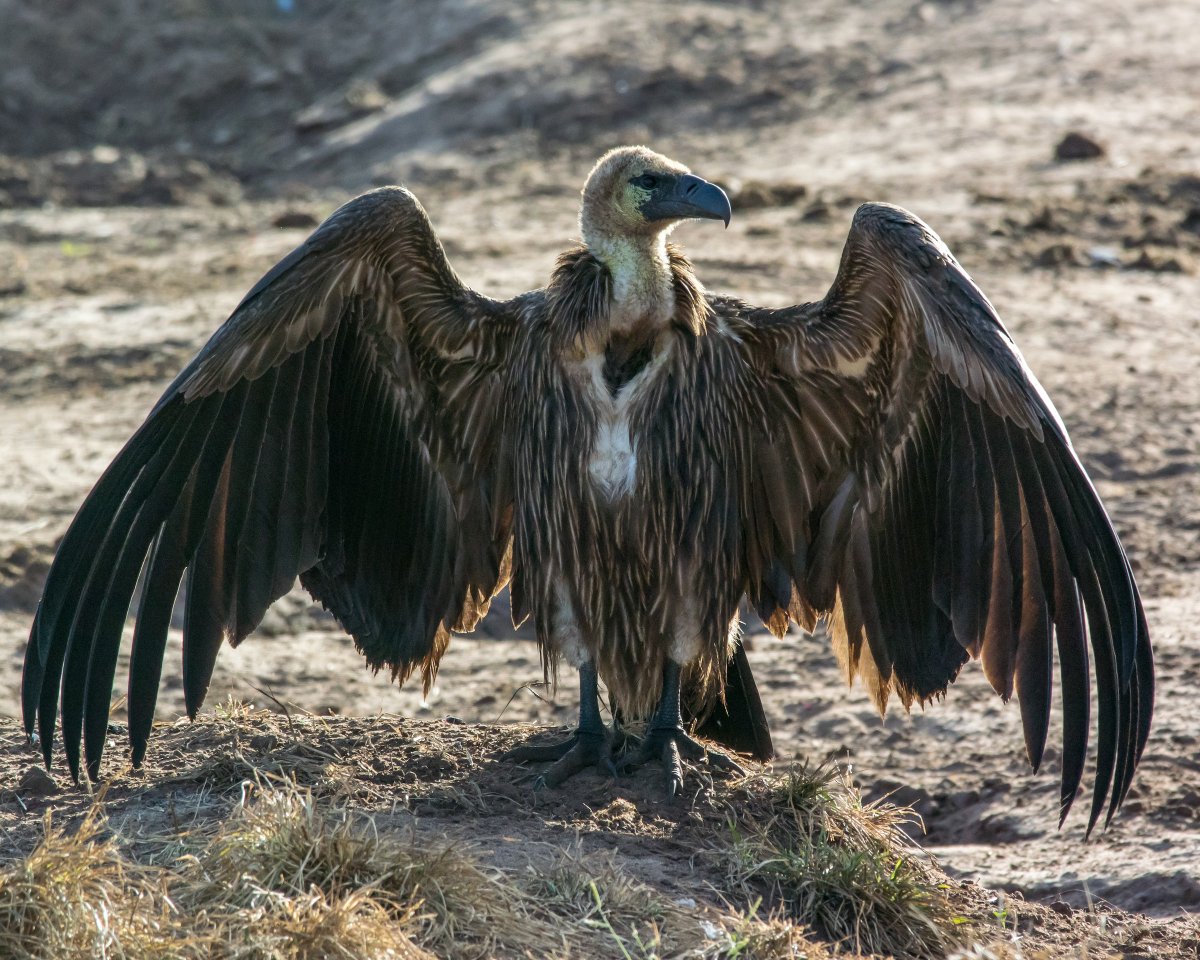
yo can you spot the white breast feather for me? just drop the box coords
[589,417,637,498]
[580,348,668,501]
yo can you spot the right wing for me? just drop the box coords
[22,187,518,780]
[722,203,1152,831]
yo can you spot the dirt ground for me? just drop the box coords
[1,0,1198,955]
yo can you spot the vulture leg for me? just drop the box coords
[504,661,617,786]
[619,659,744,796]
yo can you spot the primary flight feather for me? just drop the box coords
[23,146,1153,831]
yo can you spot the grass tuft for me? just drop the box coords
[0,807,185,960]
[525,843,665,929]
[524,844,673,957]
[718,907,837,960]
[179,778,524,957]
[0,778,535,960]
[716,760,970,959]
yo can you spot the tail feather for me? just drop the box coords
[692,642,775,760]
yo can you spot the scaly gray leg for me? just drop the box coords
[503,661,616,787]
[619,659,744,796]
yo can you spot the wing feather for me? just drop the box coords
[182,450,232,723]
[719,201,1152,830]
[23,187,517,779]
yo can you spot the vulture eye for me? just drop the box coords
[630,173,660,190]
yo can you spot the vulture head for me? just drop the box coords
[579,146,732,247]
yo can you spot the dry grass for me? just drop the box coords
[715,761,972,959]
[0,805,184,960]
[522,844,678,957]
[521,842,852,959]
[155,699,352,796]
[0,774,843,960]
[0,777,538,960]
[3,712,1181,959]
[179,779,507,958]
[713,904,847,960]
[525,843,666,930]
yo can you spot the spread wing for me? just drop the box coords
[723,202,1153,832]
[22,187,518,781]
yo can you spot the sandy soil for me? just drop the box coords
[2,0,1199,953]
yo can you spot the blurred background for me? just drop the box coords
[1,0,1198,916]
[2,0,1197,211]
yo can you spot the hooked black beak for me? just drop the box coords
[641,174,732,227]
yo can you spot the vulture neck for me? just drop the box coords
[584,229,675,336]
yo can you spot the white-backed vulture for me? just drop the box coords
[22,146,1153,832]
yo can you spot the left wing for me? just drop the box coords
[717,202,1153,832]
[22,188,519,781]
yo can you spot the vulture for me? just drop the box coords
[22,146,1153,832]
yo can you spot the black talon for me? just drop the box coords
[504,661,614,786]
[503,734,582,764]
[619,660,746,794]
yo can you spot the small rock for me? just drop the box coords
[18,765,59,797]
[1026,206,1063,232]
[1087,246,1122,268]
[1180,207,1200,234]
[1033,243,1082,268]
[1055,131,1105,162]
[801,199,832,222]
[344,79,388,114]
[272,210,319,229]
[1049,900,1074,917]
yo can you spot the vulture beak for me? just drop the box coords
[643,174,732,227]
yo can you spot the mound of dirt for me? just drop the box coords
[2,712,1197,959]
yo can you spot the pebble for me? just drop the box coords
[272,210,320,230]
[1055,132,1106,161]
[18,765,59,797]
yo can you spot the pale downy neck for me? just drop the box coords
[582,228,675,334]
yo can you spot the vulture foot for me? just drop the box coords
[620,658,745,795]
[541,730,617,788]
[619,726,744,797]
[504,729,617,787]
[503,660,618,786]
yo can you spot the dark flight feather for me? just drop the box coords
[728,201,1151,830]
[21,178,1151,836]
[24,188,517,781]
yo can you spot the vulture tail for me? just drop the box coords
[692,642,775,760]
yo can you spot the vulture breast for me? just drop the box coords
[581,334,667,501]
